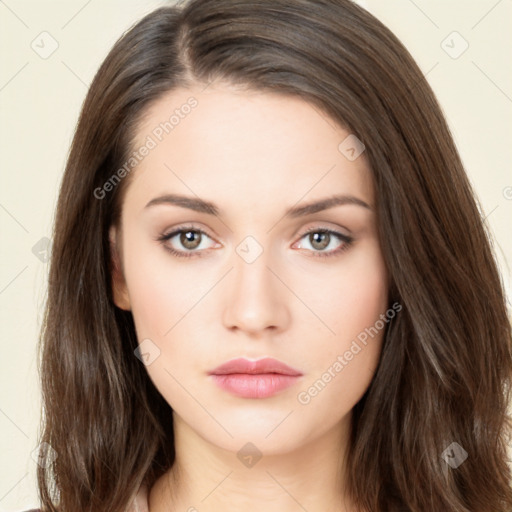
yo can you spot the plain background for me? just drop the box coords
[1,0,511,510]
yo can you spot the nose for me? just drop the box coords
[222,241,290,335]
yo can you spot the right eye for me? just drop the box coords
[157,225,219,258]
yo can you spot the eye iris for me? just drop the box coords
[310,231,329,250]
[180,230,201,250]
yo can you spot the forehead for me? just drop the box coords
[124,84,374,216]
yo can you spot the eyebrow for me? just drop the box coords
[144,193,372,217]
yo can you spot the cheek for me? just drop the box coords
[121,232,189,339]
[121,241,205,403]
[302,238,389,344]
[296,239,388,402]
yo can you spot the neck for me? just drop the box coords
[148,412,358,512]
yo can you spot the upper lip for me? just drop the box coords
[209,357,303,376]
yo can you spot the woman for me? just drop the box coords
[32,0,512,511]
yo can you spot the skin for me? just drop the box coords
[110,83,389,512]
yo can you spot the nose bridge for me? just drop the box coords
[233,233,275,298]
[222,232,289,333]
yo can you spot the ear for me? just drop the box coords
[109,225,131,311]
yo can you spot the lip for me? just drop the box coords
[208,357,303,399]
[209,357,303,376]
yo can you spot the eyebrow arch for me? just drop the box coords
[144,193,372,217]
[286,194,372,217]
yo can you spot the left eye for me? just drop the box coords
[157,226,353,259]
[294,228,353,258]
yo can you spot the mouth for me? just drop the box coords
[208,357,303,398]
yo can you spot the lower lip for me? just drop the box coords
[210,373,301,398]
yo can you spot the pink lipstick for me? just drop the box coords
[208,357,303,398]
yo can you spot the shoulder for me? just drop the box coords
[22,483,148,512]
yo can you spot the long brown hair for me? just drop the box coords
[36,1,512,510]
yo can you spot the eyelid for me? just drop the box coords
[297,224,351,238]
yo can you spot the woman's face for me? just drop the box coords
[110,83,389,454]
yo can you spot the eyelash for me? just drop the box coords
[156,224,354,259]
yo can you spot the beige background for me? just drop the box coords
[0,0,511,510]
